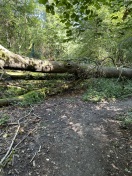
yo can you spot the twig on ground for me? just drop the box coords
[13,127,37,150]
[0,107,34,167]
[30,152,37,163]
[1,127,37,167]
[32,112,41,118]
[0,121,20,166]
[30,145,41,163]
[7,122,18,126]
[19,106,34,122]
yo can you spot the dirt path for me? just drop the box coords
[0,94,132,176]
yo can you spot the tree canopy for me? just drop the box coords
[39,0,132,28]
[0,0,131,65]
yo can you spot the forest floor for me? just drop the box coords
[0,92,132,176]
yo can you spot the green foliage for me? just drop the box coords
[66,4,131,64]
[39,0,132,29]
[0,0,66,60]
[117,110,132,129]
[0,114,10,126]
[41,14,66,60]
[3,87,26,98]
[0,0,131,64]
[117,37,132,64]
[0,74,75,106]
[122,115,132,126]
[19,88,47,106]
[0,0,38,53]
[83,78,132,102]
[38,0,132,65]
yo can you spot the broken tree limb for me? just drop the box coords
[0,121,20,166]
[0,44,132,78]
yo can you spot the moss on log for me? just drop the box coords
[0,81,77,107]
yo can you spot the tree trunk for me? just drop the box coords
[0,44,78,73]
[0,44,132,78]
[1,73,74,80]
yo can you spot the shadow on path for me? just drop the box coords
[1,95,132,176]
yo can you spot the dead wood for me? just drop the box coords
[0,44,132,78]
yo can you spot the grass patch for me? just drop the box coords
[3,86,26,98]
[17,88,47,106]
[117,110,132,129]
[1,72,132,106]
[0,114,10,126]
[83,78,132,102]
[0,79,63,99]
[116,110,132,130]
[0,77,75,106]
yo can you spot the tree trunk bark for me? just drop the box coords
[1,73,74,80]
[0,44,78,73]
[0,44,132,78]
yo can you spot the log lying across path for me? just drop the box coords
[0,44,132,78]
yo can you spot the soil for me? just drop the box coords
[0,93,132,176]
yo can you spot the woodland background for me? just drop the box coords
[0,0,132,106]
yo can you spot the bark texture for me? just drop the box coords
[1,73,74,80]
[0,44,78,73]
[0,44,132,78]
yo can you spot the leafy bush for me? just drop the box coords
[0,114,10,126]
[5,87,26,98]
[83,78,132,102]
[18,88,47,106]
[117,110,132,129]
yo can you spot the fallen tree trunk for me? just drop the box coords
[1,73,74,80]
[0,45,78,74]
[0,44,132,78]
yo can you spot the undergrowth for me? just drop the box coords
[83,78,132,102]
[17,88,47,106]
[1,75,132,106]
[117,110,132,129]
[0,114,10,126]
[0,78,73,106]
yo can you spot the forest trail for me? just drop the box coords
[0,94,132,176]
